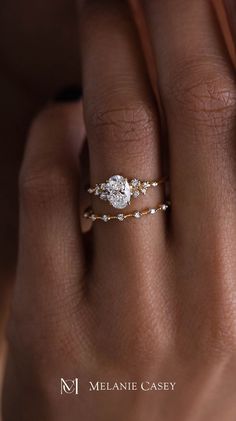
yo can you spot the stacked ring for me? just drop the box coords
[84,174,169,223]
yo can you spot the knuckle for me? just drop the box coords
[167,57,236,132]
[19,164,74,208]
[86,101,158,157]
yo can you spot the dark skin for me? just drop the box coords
[1,0,236,420]
[0,0,82,394]
[0,0,81,283]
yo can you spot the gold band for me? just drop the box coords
[84,203,170,223]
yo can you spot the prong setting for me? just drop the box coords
[87,175,167,209]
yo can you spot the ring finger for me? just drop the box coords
[79,1,168,283]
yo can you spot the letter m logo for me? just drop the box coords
[61,378,79,395]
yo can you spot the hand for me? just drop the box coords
[0,0,81,285]
[0,0,82,394]
[3,1,236,420]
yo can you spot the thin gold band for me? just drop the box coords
[84,202,170,223]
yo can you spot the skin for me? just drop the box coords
[2,0,236,420]
[0,0,81,286]
[0,0,81,395]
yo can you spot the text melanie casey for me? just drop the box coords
[89,381,176,392]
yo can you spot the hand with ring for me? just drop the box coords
[2,1,236,420]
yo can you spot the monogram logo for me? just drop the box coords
[60,378,79,395]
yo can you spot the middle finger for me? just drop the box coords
[142,0,236,244]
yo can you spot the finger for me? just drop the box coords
[15,102,86,318]
[79,1,167,275]
[141,0,236,243]
[224,0,236,41]
[211,0,236,69]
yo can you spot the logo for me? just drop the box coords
[60,378,79,395]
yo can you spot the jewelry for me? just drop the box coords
[84,203,169,223]
[87,175,166,209]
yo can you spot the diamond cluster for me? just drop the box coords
[89,175,157,209]
[130,179,150,198]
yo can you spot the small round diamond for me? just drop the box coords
[133,191,140,198]
[150,208,157,214]
[152,181,158,187]
[117,214,124,221]
[131,179,139,187]
[134,211,141,218]
[102,214,109,222]
[94,186,100,195]
[91,214,96,221]
[100,192,108,200]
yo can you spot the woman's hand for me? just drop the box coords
[0,0,81,285]
[3,1,236,420]
[0,0,82,398]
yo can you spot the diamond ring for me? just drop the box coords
[87,175,167,209]
[84,203,170,223]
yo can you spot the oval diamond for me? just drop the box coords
[106,175,131,209]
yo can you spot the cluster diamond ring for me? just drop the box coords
[88,175,167,209]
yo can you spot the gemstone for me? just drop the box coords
[91,214,96,221]
[150,208,156,214]
[134,211,141,218]
[131,179,139,188]
[100,192,108,200]
[117,214,124,221]
[94,186,100,195]
[105,175,131,209]
[102,214,109,222]
[152,182,158,187]
[133,191,140,198]
[142,182,150,188]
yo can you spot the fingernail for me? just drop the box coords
[224,0,236,40]
[54,86,82,102]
